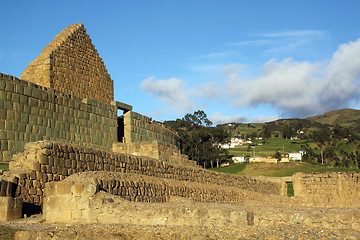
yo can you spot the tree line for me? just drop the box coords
[166,110,230,168]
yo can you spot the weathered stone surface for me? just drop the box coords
[293,172,360,207]
[0,196,22,221]
[20,24,114,105]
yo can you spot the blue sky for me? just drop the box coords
[2,1,360,124]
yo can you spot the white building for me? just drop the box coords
[219,137,244,149]
[289,152,302,161]
[232,156,245,163]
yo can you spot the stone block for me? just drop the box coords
[56,181,73,195]
[0,197,22,221]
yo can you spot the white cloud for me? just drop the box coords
[228,39,279,46]
[230,30,325,58]
[140,76,196,114]
[140,38,360,120]
[192,82,222,99]
[201,51,234,58]
[210,111,247,125]
[223,38,360,117]
[256,30,324,38]
[251,115,280,123]
[264,39,310,55]
[189,64,225,72]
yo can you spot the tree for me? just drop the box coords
[310,128,331,165]
[282,125,294,139]
[169,110,230,168]
[274,151,281,163]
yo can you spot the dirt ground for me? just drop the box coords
[1,213,359,240]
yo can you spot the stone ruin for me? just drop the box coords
[0,24,359,234]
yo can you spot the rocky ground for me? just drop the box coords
[1,214,359,240]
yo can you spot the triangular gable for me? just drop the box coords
[21,23,114,104]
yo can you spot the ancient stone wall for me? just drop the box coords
[7,140,284,206]
[20,24,114,104]
[44,181,250,225]
[112,141,196,167]
[123,111,180,147]
[43,180,360,231]
[293,172,360,207]
[0,72,117,163]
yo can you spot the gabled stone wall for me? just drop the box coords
[20,24,114,104]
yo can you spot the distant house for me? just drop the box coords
[219,137,244,149]
[232,156,245,163]
[289,152,302,161]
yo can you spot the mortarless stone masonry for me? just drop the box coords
[5,141,285,207]
[0,73,117,163]
[293,172,360,207]
[20,24,114,104]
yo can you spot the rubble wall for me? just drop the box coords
[8,141,284,206]
[0,73,117,163]
[20,23,114,104]
[293,172,360,207]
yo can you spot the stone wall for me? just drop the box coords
[0,72,117,163]
[7,140,284,206]
[112,141,196,167]
[123,111,180,147]
[43,180,360,231]
[44,182,250,225]
[20,24,114,104]
[293,172,360,207]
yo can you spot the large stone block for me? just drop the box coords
[0,197,22,221]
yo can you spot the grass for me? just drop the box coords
[234,123,264,137]
[229,138,309,157]
[0,226,19,240]
[287,182,294,196]
[0,165,9,170]
[210,161,360,177]
[211,163,247,174]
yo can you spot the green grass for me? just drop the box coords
[0,226,19,240]
[211,163,247,174]
[287,182,294,196]
[0,165,9,170]
[234,123,264,137]
[210,162,360,177]
[229,138,309,157]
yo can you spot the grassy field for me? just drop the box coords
[229,138,309,157]
[211,162,360,177]
[0,164,9,170]
[234,123,264,137]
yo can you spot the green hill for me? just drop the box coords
[306,108,360,130]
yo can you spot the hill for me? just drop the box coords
[306,108,360,130]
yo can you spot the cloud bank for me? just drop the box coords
[140,38,360,122]
[140,77,197,114]
[210,111,247,125]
